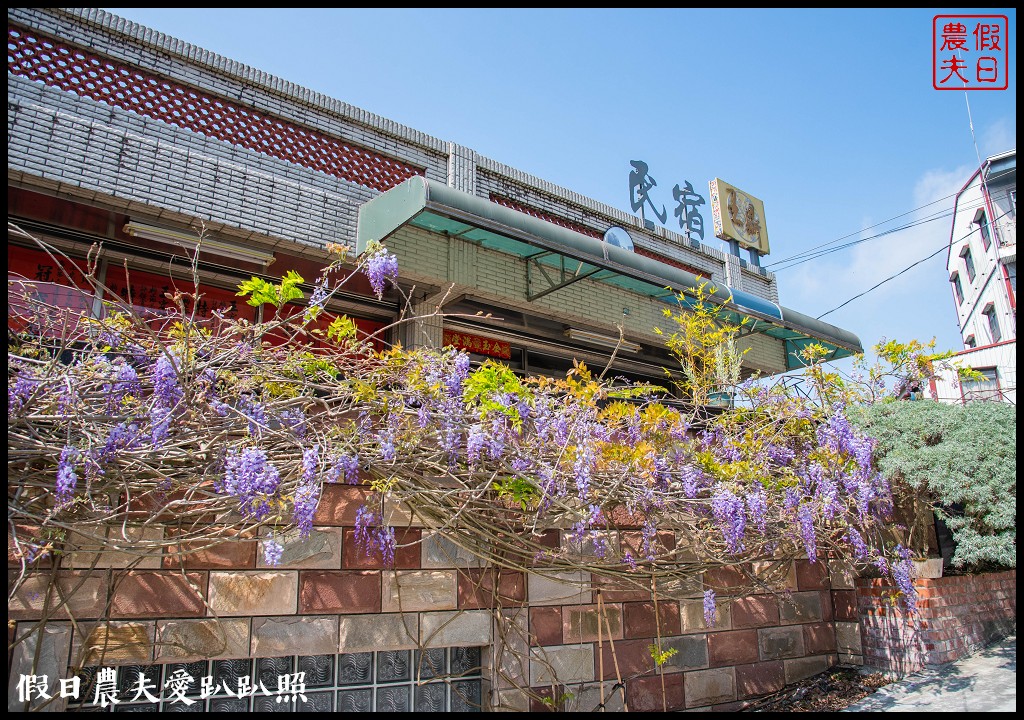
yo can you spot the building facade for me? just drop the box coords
[9,8,867,712]
[933,150,1016,404]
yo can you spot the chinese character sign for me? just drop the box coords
[672,181,706,242]
[628,160,667,226]
[933,15,1009,90]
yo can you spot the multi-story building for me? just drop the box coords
[9,8,868,713]
[933,150,1016,404]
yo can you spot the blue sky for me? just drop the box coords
[105,8,1016,370]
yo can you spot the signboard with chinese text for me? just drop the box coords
[8,245,94,336]
[709,178,770,255]
[443,328,512,360]
[103,266,256,323]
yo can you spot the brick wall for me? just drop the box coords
[9,486,865,712]
[856,569,1016,676]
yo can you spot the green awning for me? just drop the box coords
[357,176,863,370]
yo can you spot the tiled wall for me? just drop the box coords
[9,483,865,712]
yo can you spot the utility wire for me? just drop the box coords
[815,208,1012,320]
[765,167,1015,269]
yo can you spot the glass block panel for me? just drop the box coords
[255,656,293,692]
[414,648,446,681]
[160,698,206,712]
[297,654,334,688]
[414,681,446,712]
[117,665,161,699]
[253,694,292,713]
[164,662,207,696]
[114,702,159,712]
[376,684,411,712]
[376,650,410,683]
[209,697,249,712]
[68,666,99,705]
[336,688,373,712]
[211,659,252,695]
[337,652,373,686]
[451,647,482,677]
[451,679,482,712]
[297,690,334,712]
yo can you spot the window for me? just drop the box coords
[983,303,1001,344]
[950,271,964,305]
[965,334,976,349]
[961,367,1001,403]
[961,245,976,283]
[975,210,992,251]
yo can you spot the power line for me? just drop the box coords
[815,208,1013,320]
[765,167,1015,269]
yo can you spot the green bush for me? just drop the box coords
[848,400,1016,570]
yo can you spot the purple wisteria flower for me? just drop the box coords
[703,589,717,628]
[845,527,869,560]
[745,486,768,532]
[98,422,142,462]
[353,505,396,566]
[8,370,40,414]
[711,487,746,553]
[56,445,79,506]
[304,275,331,323]
[797,503,818,563]
[466,425,486,465]
[892,545,919,613]
[220,447,282,520]
[263,537,284,566]
[328,453,361,484]
[363,245,399,299]
[293,446,321,539]
[153,352,183,408]
[279,408,307,439]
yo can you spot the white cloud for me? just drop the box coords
[979,118,1016,159]
[779,164,974,357]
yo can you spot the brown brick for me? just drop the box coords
[9,570,108,620]
[735,660,785,699]
[705,564,747,594]
[342,528,420,569]
[821,589,835,621]
[606,504,647,528]
[530,606,563,646]
[627,672,685,712]
[111,571,206,618]
[593,575,651,602]
[803,622,837,654]
[708,629,759,666]
[314,484,373,525]
[758,626,806,660]
[732,595,780,628]
[8,523,49,568]
[598,637,659,679]
[832,589,858,620]
[795,560,831,590]
[623,601,681,638]
[779,590,823,624]
[299,570,380,613]
[620,530,676,557]
[684,667,736,708]
[564,603,622,643]
[164,536,257,569]
[458,568,526,609]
